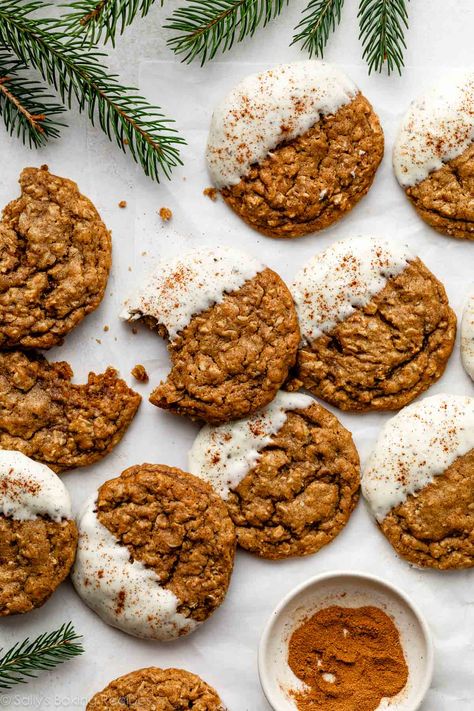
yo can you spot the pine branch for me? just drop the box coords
[358,0,409,75]
[0,622,84,689]
[62,0,161,47]
[0,1,185,180]
[292,0,344,58]
[165,0,289,65]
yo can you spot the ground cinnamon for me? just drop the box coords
[287,605,408,711]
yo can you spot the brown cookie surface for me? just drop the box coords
[0,517,77,615]
[0,166,111,349]
[149,268,300,423]
[96,464,236,625]
[87,667,226,710]
[221,94,383,238]
[0,350,141,471]
[290,259,456,412]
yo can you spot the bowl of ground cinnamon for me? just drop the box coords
[258,571,433,711]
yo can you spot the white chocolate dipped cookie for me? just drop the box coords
[206,61,384,238]
[393,72,474,240]
[72,464,236,640]
[189,391,360,559]
[362,394,474,570]
[0,451,77,616]
[121,246,300,424]
[461,287,474,380]
[288,236,456,412]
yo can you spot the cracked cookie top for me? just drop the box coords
[0,451,77,615]
[461,287,474,380]
[362,394,474,569]
[72,464,236,640]
[190,392,360,559]
[0,166,111,349]
[87,667,226,710]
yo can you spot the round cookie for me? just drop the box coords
[461,287,474,380]
[362,394,474,570]
[0,165,111,349]
[289,236,456,412]
[72,464,236,640]
[0,451,77,615]
[121,246,300,424]
[393,72,474,240]
[0,350,141,471]
[189,391,360,559]
[87,668,226,710]
[206,61,384,238]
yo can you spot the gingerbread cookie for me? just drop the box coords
[289,236,456,411]
[87,668,226,710]
[0,451,77,616]
[206,61,383,238]
[0,166,111,349]
[362,394,474,570]
[72,464,236,640]
[189,391,359,559]
[393,72,474,240]
[0,350,141,471]
[461,287,474,380]
[121,246,300,423]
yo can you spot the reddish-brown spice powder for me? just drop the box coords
[288,605,408,711]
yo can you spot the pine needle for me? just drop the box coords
[292,0,345,58]
[62,0,161,46]
[165,0,289,65]
[358,0,409,75]
[0,622,84,689]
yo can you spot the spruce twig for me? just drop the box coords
[292,0,345,58]
[0,622,84,689]
[62,0,161,46]
[358,0,409,74]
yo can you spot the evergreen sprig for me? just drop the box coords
[62,0,161,46]
[292,0,344,59]
[165,0,289,65]
[0,48,65,146]
[358,0,409,74]
[0,622,84,689]
[0,1,185,180]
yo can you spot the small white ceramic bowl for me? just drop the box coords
[258,571,434,711]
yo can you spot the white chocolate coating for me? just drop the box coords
[0,451,72,522]
[393,72,474,187]
[362,394,474,522]
[121,246,264,342]
[461,287,474,380]
[292,236,413,344]
[207,61,358,188]
[72,497,198,640]
[189,391,314,498]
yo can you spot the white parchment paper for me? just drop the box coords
[0,1,473,709]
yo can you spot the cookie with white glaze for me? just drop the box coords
[0,451,77,615]
[189,391,360,559]
[288,236,456,412]
[393,72,474,240]
[206,61,384,238]
[362,394,474,570]
[121,246,300,424]
[87,668,226,710]
[461,287,474,380]
[72,464,236,640]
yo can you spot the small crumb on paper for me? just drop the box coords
[159,207,173,222]
[131,364,149,383]
[203,187,218,201]
[118,200,127,208]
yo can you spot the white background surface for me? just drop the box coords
[1,1,474,709]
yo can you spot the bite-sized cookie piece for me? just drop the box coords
[393,72,474,240]
[87,667,226,710]
[189,391,360,559]
[461,287,474,380]
[0,350,141,471]
[206,61,383,238]
[362,394,474,570]
[0,451,77,615]
[72,464,236,640]
[0,166,111,349]
[121,246,300,424]
[289,236,456,411]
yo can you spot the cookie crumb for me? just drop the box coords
[131,364,149,383]
[203,187,218,201]
[132,327,138,335]
[159,207,172,222]
[118,200,127,209]
[103,325,109,332]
